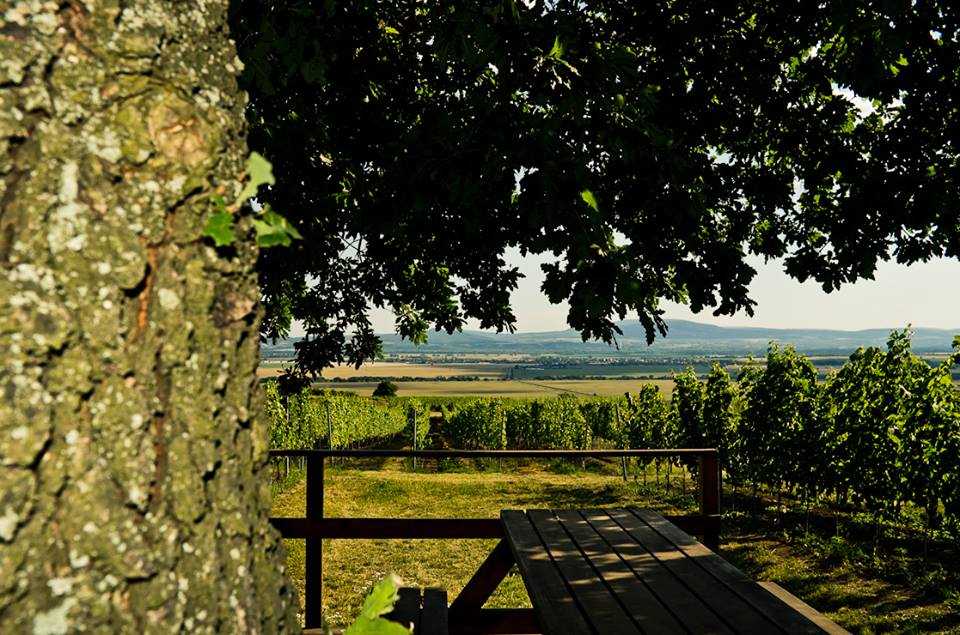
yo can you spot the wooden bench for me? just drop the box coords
[385,587,448,635]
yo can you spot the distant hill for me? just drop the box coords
[263,319,959,358]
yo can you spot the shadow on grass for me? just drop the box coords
[721,498,960,634]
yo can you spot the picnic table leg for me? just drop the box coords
[449,539,515,612]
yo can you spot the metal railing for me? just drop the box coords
[268,448,721,629]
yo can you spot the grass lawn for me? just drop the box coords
[271,458,695,627]
[270,460,960,633]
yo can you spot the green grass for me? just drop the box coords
[270,461,960,633]
[720,512,960,634]
[270,458,695,627]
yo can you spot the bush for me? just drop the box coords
[373,381,398,397]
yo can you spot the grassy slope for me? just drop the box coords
[270,461,960,632]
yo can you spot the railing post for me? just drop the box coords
[305,454,325,628]
[699,450,720,552]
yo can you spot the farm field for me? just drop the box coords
[510,359,737,379]
[308,378,674,398]
[258,359,682,381]
[271,461,960,633]
[318,361,512,380]
[258,363,289,377]
[259,362,513,380]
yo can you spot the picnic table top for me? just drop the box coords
[500,507,847,635]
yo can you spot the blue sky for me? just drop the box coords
[367,250,960,334]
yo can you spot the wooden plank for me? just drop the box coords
[759,582,851,635]
[270,517,503,539]
[556,510,685,634]
[629,509,826,634]
[500,510,592,635]
[450,539,515,611]
[448,608,538,634]
[581,509,734,635]
[608,508,778,633]
[527,509,641,634]
[385,587,421,632]
[421,588,449,635]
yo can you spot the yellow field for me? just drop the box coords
[258,361,513,380]
[321,362,512,379]
[310,378,673,398]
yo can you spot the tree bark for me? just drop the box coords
[0,2,299,632]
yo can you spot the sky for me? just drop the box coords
[365,249,960,334]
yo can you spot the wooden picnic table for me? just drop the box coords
[500,508,849,635]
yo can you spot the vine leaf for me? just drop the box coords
[548,35,564,58]
[203,196,236,246]
[344,574,410,635]
[253,208,304,247]
[238,151,276,205]
[580,189,599,213]
[204,153,302,249]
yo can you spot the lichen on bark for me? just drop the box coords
[0,1,300,632]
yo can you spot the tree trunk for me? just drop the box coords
[0,3,299,632]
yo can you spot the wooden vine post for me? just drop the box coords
[326,400,334,464]
[412,408,418,471]
[615,404,628,482]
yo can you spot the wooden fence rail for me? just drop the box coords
[268,448,721,629]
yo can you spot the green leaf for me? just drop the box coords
[358,575,401,621]
[548,36,564,59]
[237,151,276,205]
[344,575,411,635]
[203,208,236,247]
[345,618,410,635]
[580,189,599,213]
[254,209,303,248]
[395,304,429,346]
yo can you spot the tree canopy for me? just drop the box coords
[230,1,959,377]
